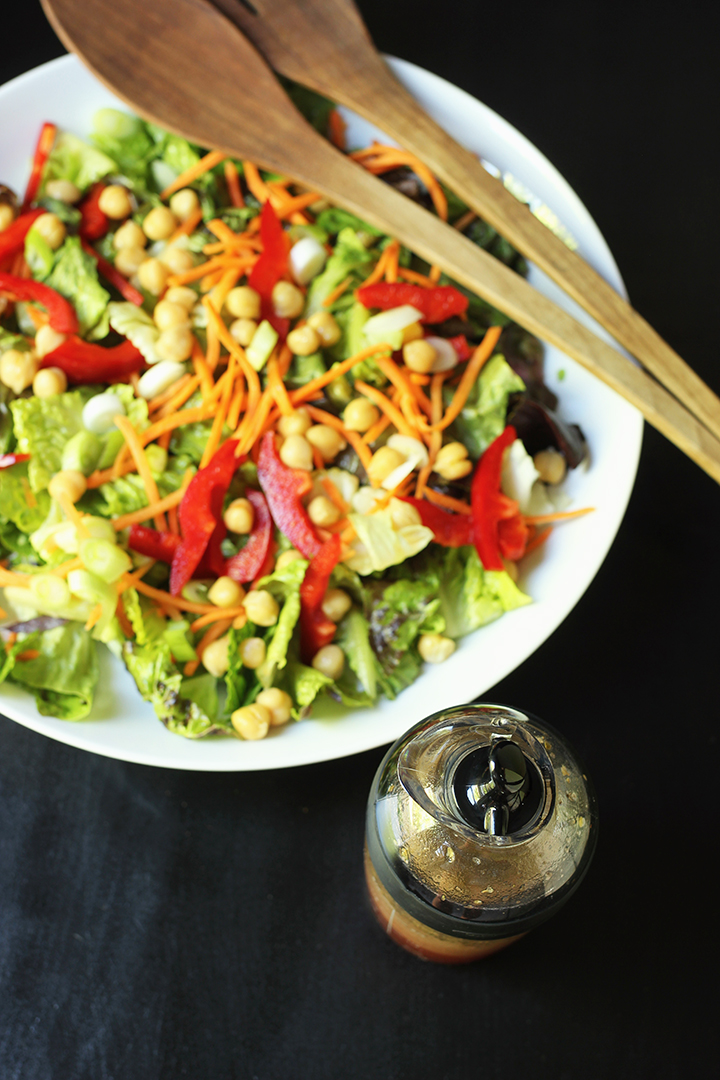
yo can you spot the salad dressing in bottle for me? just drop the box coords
[364,704,598,963]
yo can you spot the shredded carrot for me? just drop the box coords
[358,245,390,288]
[224,160,245,207]
[383,240,400,283]
[303,405,374,472]
[352,380,416,439]
[209,265,242,312]
[192,340,215,400]
[139,405,214,448]
[523,525,553,556]
[114,415,167,532]
[112,484,188,532]
[148,372,195,414]
[20,477,36,509]
[166,254,255,289]
[350,144,448,220]
[430,325,502,432]
[51,556,83,578]
[321,477,350,514]
[0,606,6,620]
[374,354,432,419]
[0,567,31,587]
[242,161,270,204]
[416,374,446,496]
[84,603,104,632]
[185,618,234,677]
[57,493,90,538]
[322,274,353,308]
[453,209,477,232]
[397,267,436,288]
[131,579,221,615]
[429,265,443,283]
[166,206,204,246]
[161,150,225,199]
[200,351,236,467]
[155,374,203,418]
[16,649,41,663]
[200,268,226,293]
[288,344,392,406]
[190,607,246,632]
[409,372,431,385]
[266,354,294,416]
[523,507,595,525]
[329,108,347,150]
[87,458,137,489]
[423,488,473,515]
[227,373,246,432]
[272,190,323,220]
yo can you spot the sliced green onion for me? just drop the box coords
[29,574,71,613]
[79,539,132,583]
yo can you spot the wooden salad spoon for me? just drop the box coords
[41,0,720,484]
[213,0,720,447]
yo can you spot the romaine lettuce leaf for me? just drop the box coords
[43,132,116,193]
[304,228,376,316]
[334,608,377,701]
[0,460,51,533]
[8,622,99,720]
[438,546,531,639]
[9,388,92,492]
[45,237,110,338]
[255,558,307,689]
[445,352,525,460]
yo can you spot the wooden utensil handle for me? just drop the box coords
[296,139,720,484]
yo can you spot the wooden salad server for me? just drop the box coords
[212,0,720,448]
[41,0,720,485]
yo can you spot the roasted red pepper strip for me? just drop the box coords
[399,496,472,547]
[0,209,44,264]
[256,431,322,559]
[446,334,473,362]
[0,453,31,470]
[247,200,291,338]
[0,273,79,334]
[169,440,243,596]
[497,514,530,562]
[78,182,109,241]
[80,239,144,306]
[299,534,342,663]
[225,489,273,584]
[356,282,468,324]
[128,524,182,563]
[21,122,57,211]
[41,336,144,384]
[471,426,526,571]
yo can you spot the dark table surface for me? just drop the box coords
[2,2,718,1078]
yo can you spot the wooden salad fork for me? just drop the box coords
[41,0,720,484]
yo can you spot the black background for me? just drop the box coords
[1,2,718,1078]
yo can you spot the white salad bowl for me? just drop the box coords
[0,54,642,770]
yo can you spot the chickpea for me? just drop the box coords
[534,447,567,485]
[307,310,341,347]
[367,445,405,486]
[98,184,133,220]
[113,219,146,250]
[418,633,456,664]
[136,257,170,296]
[32,212,66,250]
[343,397,379,433]
[321,588,352,623]
[0,348,40,394]
[153,299,190,331]
[255,687,293,727]
[286,325,321,357]
[202,635,231,677]
[271,280,305,319]
[114,245,147,277]
[243,589,279,627]
[306,424,346,463]
[307,495,341,527]
[239,636,266,669]
[231,703,271,740]
[164,286,197,311]
[0,204,15,232]
[208,576,244,608]
[34,324,66,358]
[142,205,177,241]
[312,644,345,680]
[33,366,67,398]
[279,433,313,471]
[224,497,254,534]
[275,549,304,570]
[169,188,200,222]
[155,325,194,363]
[159,246,195,274]
[48,469,87,504]
[388,498,422,530]
[434,441,472,481]
[277,407,311,438]
[44,178,81,204]
[229,318,258,347]
[225,285,261,320]
[401,321,424,344]
[403,338,437,374]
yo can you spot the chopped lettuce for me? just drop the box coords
[446,352,526,460]
[334,608,377,701]
[45,237,110,339]
[0,460,51,534]
[304,227,376,316]
[9,388,93,493]
[439,546,531,639]
[42,132,116,193]
[255,559,307,689]
[345,506,434,575]
[364,574,443,700]
[7,623,99,720]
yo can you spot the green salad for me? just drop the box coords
[0,89,586,740]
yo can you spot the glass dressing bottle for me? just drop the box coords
[364,703,598,963]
